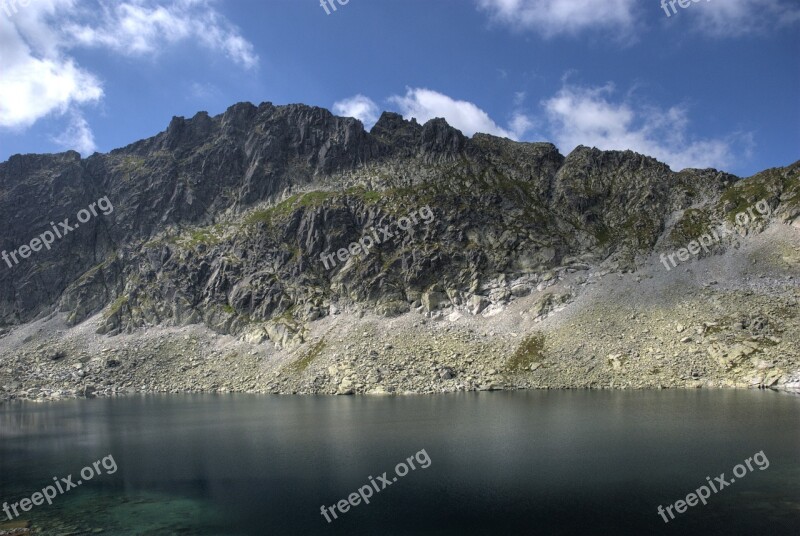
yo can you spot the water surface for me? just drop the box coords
[1,391,798,535]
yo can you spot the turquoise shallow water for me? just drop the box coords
[0,390,798,535]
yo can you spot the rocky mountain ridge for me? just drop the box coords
[0,102,798,401]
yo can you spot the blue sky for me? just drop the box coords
[1,0,798,176]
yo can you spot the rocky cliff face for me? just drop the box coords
[0,102,798,400]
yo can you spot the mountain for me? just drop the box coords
[0,102,798,401]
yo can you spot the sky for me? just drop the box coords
[0,0,798,177]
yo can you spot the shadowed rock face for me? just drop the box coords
[0,101,797,340]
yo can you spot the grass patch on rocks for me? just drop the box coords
[671,208,714,244]
[287,338,326,374]
[105,295,129,319]
[244,191,336,226]
[507,334,546,371]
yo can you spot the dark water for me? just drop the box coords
[1,391,798,535]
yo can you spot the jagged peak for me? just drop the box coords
[562,144,674,173]
[371,111,420,135]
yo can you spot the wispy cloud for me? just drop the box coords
[52,112,98,155]
[477,0,799,39]
[65,0,258,69]
[687,0,800,37]
[476,0,637,38]
[542,83,752,170]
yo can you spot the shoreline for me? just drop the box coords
[3,380,799,406]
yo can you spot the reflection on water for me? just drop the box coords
[0,390,798,535]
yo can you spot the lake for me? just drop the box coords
[0,391,798,535]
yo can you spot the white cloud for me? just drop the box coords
[0,52,103,130]
[189,81,222,100]
[388,87,533,140]
[686,0,800,37]
[541,83,750,171]
[0,0,101,130]
[65,0,258,69]
[477,0,637,38]
[52,112,98,155]
[0,0,257,151]
[333,94,380,129]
